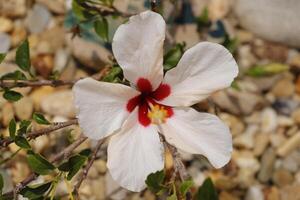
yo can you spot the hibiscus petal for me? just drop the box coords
[107,108,164,192]
[160,107,232,168]
[161,42,238,107]
[112,10,165,90]
[73,78,140,140]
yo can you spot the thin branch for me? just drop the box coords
[2,135,88,199]
[157,126,192,199]
[150,0,158,12]
[0,119,78,148]
[0,66,109,89]
[0,79,77,89]
[73,139,105,198]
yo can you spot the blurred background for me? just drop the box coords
[1,0,300,199]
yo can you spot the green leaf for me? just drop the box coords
[197,7,210,30]
[246,63,289,77]
[196,178,218,200]
[17,120,31,135]
[33,113,50,125]
[72,0,94,20]
[164,43,185,71]
[223,35,238,53]
[58,154,87,180]
[1,70,27,81]
[0,173,3,194]
[0,53,6,64]
[15,136,31,150]
[79,148,92,157]
[9,118,16,139]
[67,155,87,180]
[167,193,178,200]
[3,90,23,102]
[102,66,122,83]
[16,39,31,71]
[94,17,109,42]
[145,170,165,194]
[179,179,194,196]
[27,151,55,175]
[20,182,52,199]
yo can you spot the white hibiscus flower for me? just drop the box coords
[73,10,238,192]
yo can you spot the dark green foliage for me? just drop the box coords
[33,113,50,125]
[145,170,165,194]
[27,151,56,175]
[164,43,185,71]
[3,90,23,102]
[20,182,52,199]
[15,40,31,72]
[58,154,87,180]
[196,178,218,200]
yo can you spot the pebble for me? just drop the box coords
[68,34,111,70]
[2,103,14,127]
[219,113,245,136]
[292,108,300,124]
[280,184,300,200]
[175,24,200,48]
[265,187,280,200]
[0,0,27,17]
[233,151,260,173]
[212,91,240,115]
[11,24,27,47]
[13,97,34,120]
[233,125,257,149]
[272,169,294,187]
[0,170,13,193]
[36,0,66,14]
[245,186,264,200]
[253,133,269,156]
[208,0,232,21]
[228,90,265,115]
[272,98,299,116]
[105,173,128,200]
[282,151,300,173]
[219,191,239,200]
[234,0,300,48]
[261,108,278,133]
[277,132,300,156]
[0,33,11,53]
[11,161,31,183]
[54,49,69,73]
[270,131,287,148]
[41,90,76,118]
[237,45,257,70]
[30,86,55,110]
[32,53,54,78]
[271,79,295,97]
[0,17,13,33]
[258,147,276,183]
[26,4,52,34]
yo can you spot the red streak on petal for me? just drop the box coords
[165,106,174,118]
[126,95,141,112]
[137,78,152,93]
[138,102,151,127]
[151,83,171,101]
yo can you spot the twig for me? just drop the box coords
[150,0,158,12]
[73,139,105,197]
[2,135,88,199]
[0,67,109,89]
[0,79,77,89]
[0,119,78,148]
[157,126,192,199]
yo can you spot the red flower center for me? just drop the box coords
[126,78,173,126]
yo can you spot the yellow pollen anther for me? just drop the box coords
[147,104,168,124]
